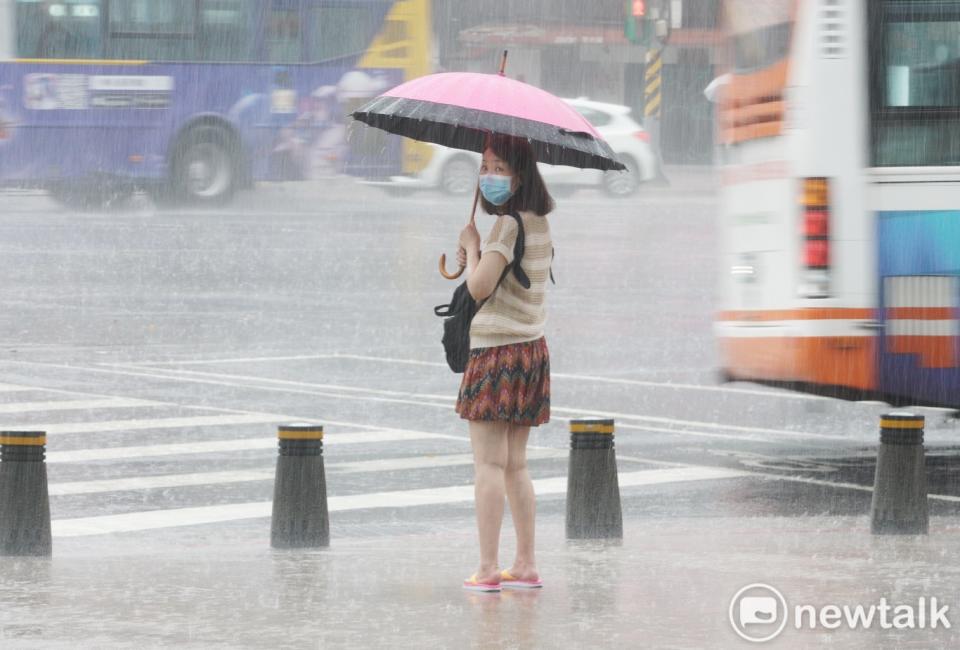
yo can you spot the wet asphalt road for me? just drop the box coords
[1,178,960,647]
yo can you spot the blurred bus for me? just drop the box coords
[715,0,960,409]
[353,0,432,178]
[0,0,392,208]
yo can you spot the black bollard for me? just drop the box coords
[566,418,622,539]
[0,431,52,556]
[271,423,329,548]
[871,413,928,535]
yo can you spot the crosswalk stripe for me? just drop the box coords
[38,413,290,435]
[79,362,838,441]
[50,470,275,495]
[0,383,41,393]
[47,449,568,494]
[330,449,566,474]
[0,397,158,415]
[51,467,747,537]
[46,429,461,464]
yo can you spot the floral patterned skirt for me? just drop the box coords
[455,337,550,427]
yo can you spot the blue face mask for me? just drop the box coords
[479,174,514,206]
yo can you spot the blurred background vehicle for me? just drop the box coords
[361,98,657,198]
[0,0,397,209]
[715,0,960,410]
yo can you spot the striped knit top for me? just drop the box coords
[470,211,552,349]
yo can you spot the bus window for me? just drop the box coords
[723,0,793,72]
[267,7,301,63]
[871,0,960,166]
[884,22,960,108]
[17,0,103,59]
[106,0,195,61]
[732,22,791,73]
[199,0,254,62]
[307,6,378,62]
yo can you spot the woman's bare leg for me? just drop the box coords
[470,420,508,582]
[505,423,538,580]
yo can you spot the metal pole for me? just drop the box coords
[0,431,52,556]
[271,423,329,548]
[566,418,623,539]
[870,413,928,535]
[644,47,669,183]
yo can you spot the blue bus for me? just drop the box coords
[0,0,395,208]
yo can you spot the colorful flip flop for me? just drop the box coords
[463,573,501,593]
[500,570,543,589]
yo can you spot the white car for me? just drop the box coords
[364,98,657,198]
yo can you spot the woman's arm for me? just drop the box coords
[458,222,509,302]
[466,249,508,302]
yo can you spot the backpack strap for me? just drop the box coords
[507,211,531,289]
[476,212,530,311]
[549,247,556,285]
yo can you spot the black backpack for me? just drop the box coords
[433,212,530,373]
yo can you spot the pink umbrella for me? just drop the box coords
[352,52,624,278]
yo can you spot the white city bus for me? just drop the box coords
[715,0,960,408]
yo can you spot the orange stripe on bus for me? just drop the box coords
[886,336,958,369]
[884,307,956,320]
[718,100,786,131]
[719,335,876,391]
[719,60,789,145]
[716,308,875,322]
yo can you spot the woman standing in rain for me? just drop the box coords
[456,134,553,592]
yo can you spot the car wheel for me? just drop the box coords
[171,125,238,205]
[603,156,641,197]
[440,156,478,195]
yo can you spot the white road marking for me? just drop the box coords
[0,383,43,393]
[40,413,291,436]
[317,353,824,400]
[62,361,848,443]
[47,429,463,464]
[328,448,566,474]
[613,423,844,446]
[0,359,907,447]
[105,355,340,367]
[47,438,277,463]
[740,469,960,503]
[50,470,275,495]
[51,466,748,537]
[110,353,823,401]
[0,397,158,415]
[47,449,569,495]
[103,364,451,400]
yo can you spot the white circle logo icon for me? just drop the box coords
[729,583,788,643]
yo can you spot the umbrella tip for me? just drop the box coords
[498,50,508,76]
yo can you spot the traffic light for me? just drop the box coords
[626,0,673,45]
[625,0,652,45]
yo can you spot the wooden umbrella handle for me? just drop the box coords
[439,185,481,279]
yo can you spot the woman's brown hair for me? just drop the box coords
[480,134,555,217]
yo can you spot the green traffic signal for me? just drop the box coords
[624,16,652,45]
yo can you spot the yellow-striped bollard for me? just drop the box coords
[871,413,928,535]
[271,423,329,548]
[0,431,52,556]
[566,418,622,539]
